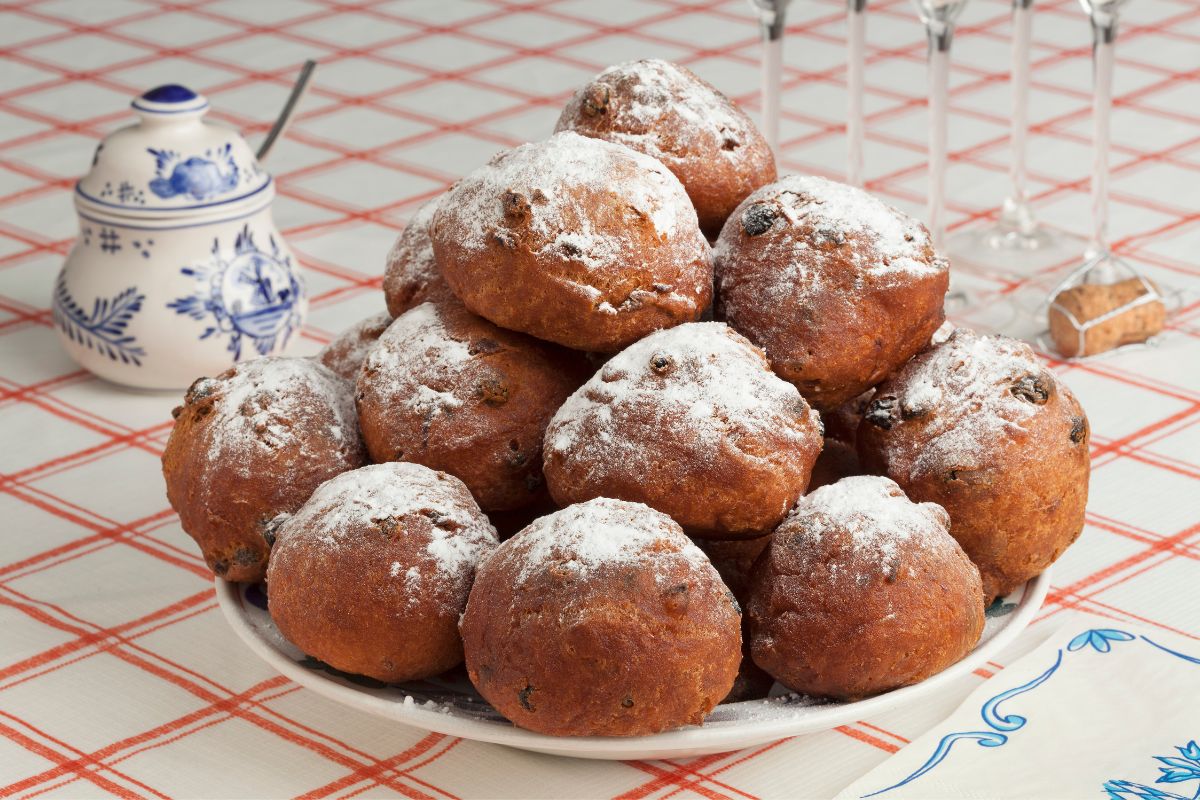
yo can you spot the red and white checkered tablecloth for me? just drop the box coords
[1,0,1197,797]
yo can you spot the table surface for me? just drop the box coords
[1,0,1198,798]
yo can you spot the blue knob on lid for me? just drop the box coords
[131,84,208,116]
[140,84,199,103]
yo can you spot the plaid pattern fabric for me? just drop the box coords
[1,0,1197,797]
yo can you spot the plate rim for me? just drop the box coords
[216,569,1050,760]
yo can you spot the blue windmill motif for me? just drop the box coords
[167,224,302,360]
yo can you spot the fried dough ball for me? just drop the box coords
[747,476,984,700]
[460,498,741,736]
[556,59,775,238]
[267,463,497,682]
[714,175,948,411]
[163,357,365,582]
[431,131,712,352]
[543,322,823,538]
[857,329,1090,600]
[356,300,589,511]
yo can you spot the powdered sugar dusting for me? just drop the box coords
[545,322,818,475]
[278,462,498,581]
[558,59,759,171]
[199,357,356,473]
[769,175,934,275]
[392,196,438,275]
[877,329,1046,481]
[435,131,699,291]
[930,319,956,346]
[500,498,709,585]
[788,475,952,574]
[715,175,944,319]
[317,310,391,381]
[360,303,472,431]
[383,195,442,308]
[404,565,421,593]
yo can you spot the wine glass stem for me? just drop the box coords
[760,13,786,159]
[1089,15,1117,259]
[1002,0,1035,233]
[927,24,952,251]
[846,0,867,187]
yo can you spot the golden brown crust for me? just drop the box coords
[746,476,985,700]
[267,463,498,682]
[714,175,948,411]
[543,323,824,539]
[382,195,456,317]
[317,310,392,381]
[555,59,776,238]
[162,357,366,582]
[356,300,590,512]
[460,498,741,736]
[431,132,713,352]
[857,330,1090,600]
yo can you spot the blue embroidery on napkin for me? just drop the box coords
[861,629,1200,798]
[1103,740,1200,800]
[1068,628,1135,653]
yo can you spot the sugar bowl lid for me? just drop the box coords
[75,84,271,219]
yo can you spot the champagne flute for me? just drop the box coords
[1079,0,1127,280]
[949,0,1079,274]
[748,0,791,159]
[847,0,868,187]
[1013,0,1169,354]
[912,0,968,253]
[1026,0,1168,355]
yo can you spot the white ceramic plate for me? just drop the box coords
[217,570,1049,760]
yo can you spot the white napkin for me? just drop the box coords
[835,623,1200,800]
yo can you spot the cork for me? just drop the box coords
[1047,277,1165,358]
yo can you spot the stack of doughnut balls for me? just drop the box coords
[163,60,1090,738]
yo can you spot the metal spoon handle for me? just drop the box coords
[257,59,317,163]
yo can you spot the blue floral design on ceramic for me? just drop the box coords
[167,224,302,360]
[52,273,146,366]
[861,629,1200,798]
[147,143,240,201]
[1103,741,1200,800]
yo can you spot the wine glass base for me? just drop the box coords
[946,223,1084,279]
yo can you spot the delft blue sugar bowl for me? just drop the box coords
[54,84,306,390]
